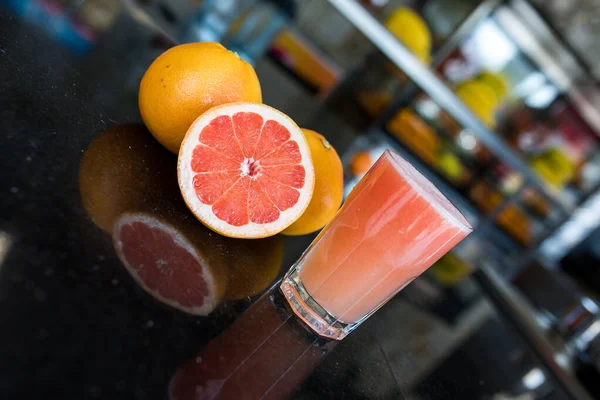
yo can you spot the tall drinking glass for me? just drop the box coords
[281,150,472,340]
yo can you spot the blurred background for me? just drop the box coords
[3,0,600,399]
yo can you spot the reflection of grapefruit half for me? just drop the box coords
[177,103,315,239]
[224,235,284,300]
[79,124,176,232]
[113,211,228,316]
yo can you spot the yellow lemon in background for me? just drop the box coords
[477,71,509,102]
[385,8,432,63]
[455,80,498,127]
[530,148,575,188]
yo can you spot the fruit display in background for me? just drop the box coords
[455,80,498,128]
[355,7,433,117]
[530,147,575,189]
[522,189,551,219]
[356,90,393,117]
[436,150,467,184]
[385,7,432,64]
[78,124,177,232]
[349,151,374,177]
[469,182,531,245]
[430,253,473,286]
[477,71,508,102]
[178,103,315,239]
[387,108,440,166]
[139,42,262,153]
[283,129,343,236]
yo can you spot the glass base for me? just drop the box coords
[280,264,356,340]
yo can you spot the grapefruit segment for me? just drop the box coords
[212,177,250,227]
[191,145,240,173]
[232,112,263,158]
[260,140,302,166]
[193,172,240,205]
[253,120,291,160]
[262,177,301,211]
[248,182,280,224]
[199,115,244,161]
[178,103,314,238]
[262,165,306,188]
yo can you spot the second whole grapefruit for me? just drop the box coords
[282,129,343,236]
[139,42,262,153]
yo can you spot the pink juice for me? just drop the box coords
[298,150,472,323]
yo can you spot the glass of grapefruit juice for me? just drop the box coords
[281,150,472,340]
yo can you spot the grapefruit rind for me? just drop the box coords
[178,102,315,238]
[113,212,224,316]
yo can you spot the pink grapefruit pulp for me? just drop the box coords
[178,103,315,238]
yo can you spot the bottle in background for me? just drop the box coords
[180,0,295,65]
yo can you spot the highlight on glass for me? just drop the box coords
[281,150,472,340]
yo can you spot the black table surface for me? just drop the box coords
[0,5,407,399]
[0,3,563,400]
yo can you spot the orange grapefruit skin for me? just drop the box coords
[139,42,262,154]
[177,102,315,239]
[282,129,343,236]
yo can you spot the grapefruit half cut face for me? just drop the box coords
[113,212,227,316]
[178,103,315,238]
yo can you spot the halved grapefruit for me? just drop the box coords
[113,211,228,316]
[177,103,315,238]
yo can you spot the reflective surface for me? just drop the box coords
[0,3,577,399]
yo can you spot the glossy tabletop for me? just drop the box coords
[0,3,568,400]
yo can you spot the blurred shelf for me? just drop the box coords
[375,124,557,248]
[326,0,572,216]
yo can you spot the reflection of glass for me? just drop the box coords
[281,150,472,339]
[78,124,283,315]
[169,287,336,400]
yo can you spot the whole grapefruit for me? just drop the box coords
[139,42,262,153]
